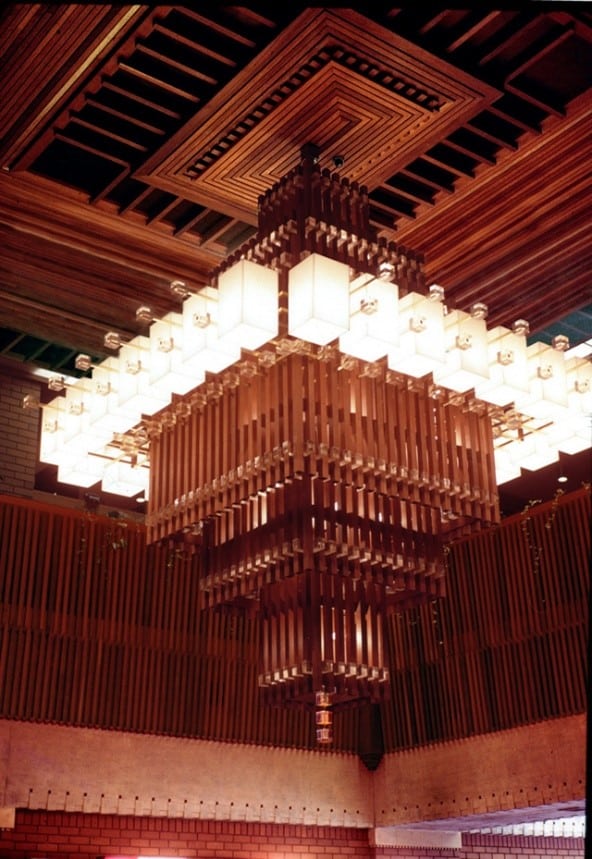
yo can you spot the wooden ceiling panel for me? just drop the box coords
[394,91,592,334]
[0,4,590,373]
[0,5,152,170]
[143,9,499,217]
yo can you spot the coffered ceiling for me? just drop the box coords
[0,5,590,508]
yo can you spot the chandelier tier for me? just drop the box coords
[32,145,591,742]
[141,147,499,736]
[146,348,496,722]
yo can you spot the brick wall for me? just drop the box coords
[0,811,371,859]
[0,811,584,859]
[459,832,584,857]
[0,370,40,496]
[375,832,585,857]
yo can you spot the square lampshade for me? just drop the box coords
[39,399,69,466]
[288,253,350,345]
[217,259,279,351]
[565,355,592,415]
[89,356,135,434]
[506,431,559,471]
[433,309,489,393]
[339,274,399,362]
[493,447,522,484]
[64,386,118,473]
[514,342,569,421]
[542,412,591,455]
[117,335,170,420]
[57,454,107,488]
[149,311,203,397]
[556,427,591,456]
[39,394,102,467]
[181,287,240,374]
[474,325,530,407]
[102,460,149,497]
[63,377,114,446]
[63,375,93,419]
[387,291,446,378]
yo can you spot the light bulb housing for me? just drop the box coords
[288,253,350,345]
[217,259,279,351]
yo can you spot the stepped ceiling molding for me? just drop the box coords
[141,9,500,219]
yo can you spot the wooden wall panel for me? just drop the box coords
[0,495,331,750]
[0,488,588,754]
[382,487,590,751]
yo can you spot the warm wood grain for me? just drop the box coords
[383,486,590,749]
[0,487,588,751]
[1,5,591,369]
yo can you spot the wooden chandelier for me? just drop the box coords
[144,146,499,740]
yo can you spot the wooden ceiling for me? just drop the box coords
[1,5,591,378]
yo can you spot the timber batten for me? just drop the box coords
[0,487,588,752]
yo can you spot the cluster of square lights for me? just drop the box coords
[35,253,591,497]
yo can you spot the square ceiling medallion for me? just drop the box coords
[140,9,500,224]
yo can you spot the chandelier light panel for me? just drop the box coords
[88,356,134,435]
[339,272,400,362]
[117,335,171,420]
[148,311,199,398]
[58,453,110,489]
[505,430,559,472]
[181,287,240,375]
[554,356,592,453]
[542,420,590,458]
[39,400,71,467]
[433,304,490,393]
[218,258,279,351]
[40,391,109,472]
[102,459,150,498]
[288,252,351,345]
[33,148,591,741]
[514,338,570,421]
[474,322,531,407]
[387,288,447,378]
[64,377,116,449]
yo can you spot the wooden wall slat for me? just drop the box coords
[0,488,588,752]
[382,487,590,749]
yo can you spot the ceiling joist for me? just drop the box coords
[0,3,589,379]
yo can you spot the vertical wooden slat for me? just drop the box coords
[0,484,588,750]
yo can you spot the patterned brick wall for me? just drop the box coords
[0,811,584,859]
[458,832,584,857]
[376,832,585,857]
[0,370,40,496]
